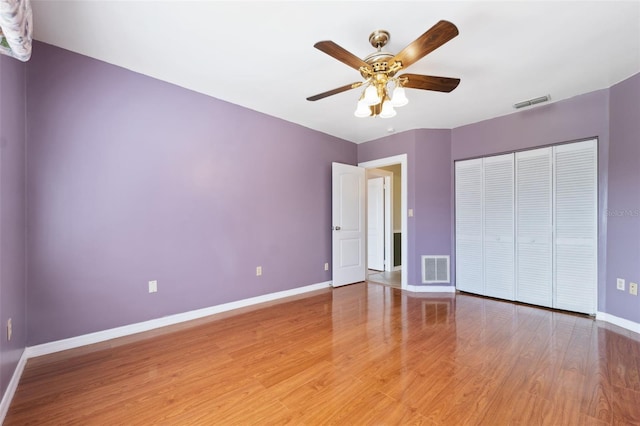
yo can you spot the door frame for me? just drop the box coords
[359,154,408,290]
[367,169,393,272]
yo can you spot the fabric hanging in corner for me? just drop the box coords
[0,0,32,61]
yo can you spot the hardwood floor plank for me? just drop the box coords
[324,389,431,425]
[581,326,615,422]
[611,385,640,425]
[5,282,640,425]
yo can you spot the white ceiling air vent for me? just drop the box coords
[514,95,550,109]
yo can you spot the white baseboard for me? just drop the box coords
[406,284,456,293]
[27,281,332,358]
[596,311,640,334]
[0,349,28,424]
[393,266,402,272]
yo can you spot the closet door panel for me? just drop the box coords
[515,148,553,307]
[483,154,515,300]
[553,139,597,314]
[455,159,483,295]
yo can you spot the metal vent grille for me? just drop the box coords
[422,255,450,283]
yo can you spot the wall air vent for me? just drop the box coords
[422,255,450,284]
[514,95,551,109]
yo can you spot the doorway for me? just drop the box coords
[359,154,408,290]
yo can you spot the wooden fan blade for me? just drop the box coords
[314,41,371,71]
[401,74,460,92]
[307,82,363,101]
[391,20,459,69]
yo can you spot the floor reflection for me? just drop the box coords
[367,269,401,288]
[328,284,639,424]
[8,282,640,425]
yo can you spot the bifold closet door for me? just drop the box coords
[483,154,515,300]
[554,139,598,314]
[455,159,483,294]
[515,148,553,307]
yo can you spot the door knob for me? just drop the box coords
[333,226,341,230]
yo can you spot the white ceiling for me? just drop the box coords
[31,1,640,143]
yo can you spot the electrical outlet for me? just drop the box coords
[148,280,158,293]
[324,262,329,271]
[630,282,638,296]
[7,318,12,341]
[617,278,625,291]
[408,209,414,217]
[256,266,262,276]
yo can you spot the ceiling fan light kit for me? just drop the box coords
[355,95,372,117]
[391,86,408,107]
[380,97,397,118]
[307,20,461,119]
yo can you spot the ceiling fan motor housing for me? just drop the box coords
[362,30,397,77]
[362,51,394,76]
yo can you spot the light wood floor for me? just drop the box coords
[367,269,401,288]
[6,283,640,425]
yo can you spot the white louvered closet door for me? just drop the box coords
[553,139,598,314]
[455,159,483,295]
[483,154,515,300]
[516,148,553,307]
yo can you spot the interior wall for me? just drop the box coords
[606,72,640,323]
[414,129,452,285]
[358,129,453,286]
[0,55,27,402]
[15,39,640,350]
[358,131,416,283]
[451,88,611,315]
[26,42,356,345]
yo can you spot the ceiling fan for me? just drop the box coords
[307,20,460,118]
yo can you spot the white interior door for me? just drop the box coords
[516,147,553,307]
[332,162,366,287]
[455,140,597,314]
[483,154,515,300]
[383,175,392,272]
[455,158,484,294]
[553,139,597,314]
[367,177,385,271]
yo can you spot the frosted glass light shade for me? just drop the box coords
[380,99,396,118]
[354,99,372,117]
[363,84,381,106]
[391,86,408,107]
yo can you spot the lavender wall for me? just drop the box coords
[26,42,356,345]
[413,129,452,286]
[451,90,610,160]
[606,73,640,323]
[358,129,453,286]
[451,89,611,314]
[0,56,27,402]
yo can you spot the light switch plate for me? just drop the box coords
[617,278,625,291]
[148,280,158,293]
